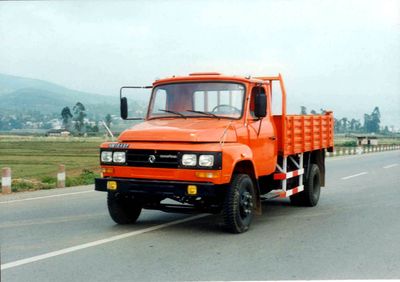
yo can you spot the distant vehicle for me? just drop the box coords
[95,73,334,233]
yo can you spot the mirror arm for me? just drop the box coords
[123,117,145,120]
[120,85,152,120]
[257,117,263,136]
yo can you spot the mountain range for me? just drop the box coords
[0,73,118,117]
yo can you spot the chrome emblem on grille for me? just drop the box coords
[148,155,156,163]
[108,143,129,149]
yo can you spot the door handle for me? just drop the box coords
[269,136,276,141]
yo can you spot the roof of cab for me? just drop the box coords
[153,72,268,86]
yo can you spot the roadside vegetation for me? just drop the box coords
[0,136,104,192]
[302,105,400,148]
[302,106,398,135]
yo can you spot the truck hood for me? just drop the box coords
[118,119,237,143]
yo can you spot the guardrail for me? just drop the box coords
[326,145,400,157]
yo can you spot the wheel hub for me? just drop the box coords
[240,191,253,216]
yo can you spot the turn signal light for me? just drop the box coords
[102,168,114,174]
[195,172,220,179]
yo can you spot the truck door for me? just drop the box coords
[247,85,277,176]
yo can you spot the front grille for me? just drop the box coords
[126,150,180,168]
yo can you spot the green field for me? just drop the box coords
[0,136,109,191]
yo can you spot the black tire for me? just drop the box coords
[223,174,255,233]
[107,192,142,224]
[290,164,321,207]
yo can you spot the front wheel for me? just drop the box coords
[223,174,255,233]
[290,164,321,206]
[107,192,142,224]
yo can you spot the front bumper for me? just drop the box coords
[95,177,224,198]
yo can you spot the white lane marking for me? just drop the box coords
[1,214,207,270]
[341,172,368,180]
[0,190,94,204]
[383,163,398,169]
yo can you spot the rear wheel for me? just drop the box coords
[107,192,142,224]
[223,174,255,233]
[290,164,321,206]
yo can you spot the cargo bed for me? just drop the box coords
[273,112,334,156]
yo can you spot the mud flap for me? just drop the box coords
[254,180,262,215]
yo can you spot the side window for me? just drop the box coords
[152,89,167,113]
[250,86,266,118]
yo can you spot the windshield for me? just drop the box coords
[148,82,245,119]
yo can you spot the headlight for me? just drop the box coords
[181,154,197,166]
[199,155,214,167]
[101,151,113,163]
[113,151,126,163]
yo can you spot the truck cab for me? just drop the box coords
[95,72,334,233]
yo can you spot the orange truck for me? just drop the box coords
[95,73,334,233]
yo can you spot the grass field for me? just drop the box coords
[0,136,109,191]
[0,134,399,192]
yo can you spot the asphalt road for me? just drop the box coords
[1,151,399,281]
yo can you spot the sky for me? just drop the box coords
[0,0,399,127]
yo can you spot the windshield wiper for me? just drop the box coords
[186,110,219,118]
[158,109,186,118]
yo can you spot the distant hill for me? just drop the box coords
[0,73,119,116]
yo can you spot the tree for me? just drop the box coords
[370,106,381,133]
[334,118,340,132]
[310,110,317,115]
[382,126,390,135]
[105,114,112,129]
[340,117,348,132]
[363,113,371,132]
[73,102,86,134]
[61,107,73,130]
[363,107,381,133]
[85,123,99,133]
[350,119,356,131]
[92,124,99,133]
[300,106,307,115]
[349,118,361,132]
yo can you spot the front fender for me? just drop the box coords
[221,143,257,184]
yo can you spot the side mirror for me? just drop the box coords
[254,92,267,118]
[121,97,128,120]
[120,86,152,120]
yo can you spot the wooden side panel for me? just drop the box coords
[273,112,334,156]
